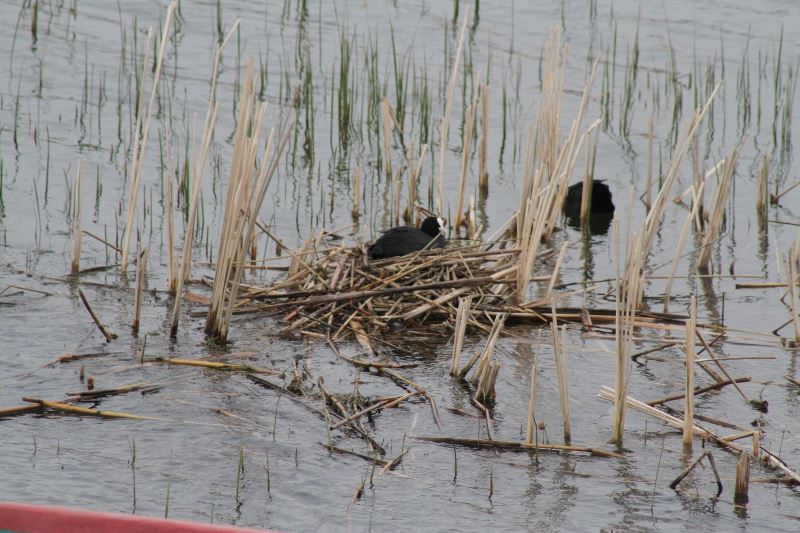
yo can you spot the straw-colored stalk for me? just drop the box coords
[120,4,175,272]
[756,155,769,228]
[460,313,505,383]
[351,164,361,219]
[546,241,569,296]
[450,296,472,375]
[169,22,239,335]
[455,100,476,228]
[437,13,469,215]
[683,294,696,446]
[466,195,477,239]
[663,182,705,313]
[514,38,598,304]
[551,311,571,444]
[645,113,654,211]
[393,166,402,226]
[132,247,149,334]
[164,124,177,292]
[205,62,295,341]
[611,216,636,447]
[381,98,393,179]
[525,345,539,445]
[786,245,800,342]
[405,144,428,223]
[579,124,599,222]
[70,160,83,274]
[625,83,721,310]
[697,146,739,272]
[734,452,750,505]
[479,84,489,189]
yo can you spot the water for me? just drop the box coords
[1,1,799,531]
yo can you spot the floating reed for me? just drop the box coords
[69,160,83,274]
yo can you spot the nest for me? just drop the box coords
[233,232,553,343]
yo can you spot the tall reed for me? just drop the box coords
[120,3,175,272]
[205,61,295,341]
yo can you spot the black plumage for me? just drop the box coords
[368,216,446,259]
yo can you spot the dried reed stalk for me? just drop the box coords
[479,84,489,189]
[450,296,472,375]
[697,146,739,272]
[633,84,720,299]
[381,98,393,179]
[132,247,148,334]
[734,452,750,504]
[553,321,571,443]
[164,123,177,292]
[756,155,769,227]
[514,37,598,303]
[120,4,175,272]
[546,241,569,297]
[645,113,654,211]
[683,295,696,446]
[351,164,361,219]
[455,100,476,228]
[437,13,469,214]
[786,244,800,342]
[579,123,599,222]
[663,183,705,313]
[169,22,239,335]
[70,160,83,274]
[461,313,506,383]
[525,345,539,445]
[405,144,428,223]
[22,397,156,420]
[205,62,295,341]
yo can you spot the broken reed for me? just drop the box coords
[70,160,83,274]
[205,60,294,341]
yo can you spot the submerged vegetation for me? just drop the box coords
[1,0,800,529]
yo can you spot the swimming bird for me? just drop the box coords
[368,216,447,259]
[563,180,615,234]
[563,180,615,218]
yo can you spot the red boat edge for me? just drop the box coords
[0,501,279,533]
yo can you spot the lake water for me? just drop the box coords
[1,1,799,531]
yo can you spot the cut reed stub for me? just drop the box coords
[734,451,750,505]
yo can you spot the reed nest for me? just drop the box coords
[230,230,689,344]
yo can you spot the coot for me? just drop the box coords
[563,180,615,234]
[563,180,615,217]
[368,216,446,259]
